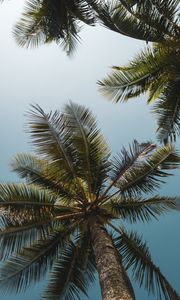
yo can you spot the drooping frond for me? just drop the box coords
[0,223,77,294]
[107,195,180,223]
[115,229,179,300]
[98,46,169,103]
[0,219,54,260]
[63,101,110,197]
[93,0,169,42]
[153,81,180,144]
[41,233,96,300]
[99,41,180,142]
[110,143,180,197]
[0,183,57,205]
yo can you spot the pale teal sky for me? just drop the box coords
[0,1,180,300]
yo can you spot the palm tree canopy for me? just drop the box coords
[97,1,180,144]
[99,41,180,143]
[0,102,180,300]
[95,0,180,42]
[1,0,179,54]
[11,0,99,55]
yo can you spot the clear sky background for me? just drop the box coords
[0,1,180,300]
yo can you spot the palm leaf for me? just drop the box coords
[13,0,97,55]
[0,219,54,260]
[115,229,179,300]
[11,153,79,201]
[94,1,166,42]
[0,183,80,226]
[153,81,180,144]
[41,233,96,300]
[98,46,169,103]
[0,223,78,293]
[112,144,180,197]
[107,195,180,223]
[27,104,89,201]
[63,101,110,197]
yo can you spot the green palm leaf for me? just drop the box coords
[0,219,54,260]
[27,104,89,201]
[108,196,180,223]
[11,153,79,201]
[115,229,179,300]
[0,183,55,220]
[64,101,110,196]
[153,81,180,143]
[112,144,180,197]
[41,233,96,300]
[94,1,166,42]
[13,0,97,55]
[0,223,77,293]
[98,46,169,103]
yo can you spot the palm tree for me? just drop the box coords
[0,102,180,300]
[7,0,100,55]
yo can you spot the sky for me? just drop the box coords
[0,1,180,300]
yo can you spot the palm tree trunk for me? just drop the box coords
[90,219,136,300]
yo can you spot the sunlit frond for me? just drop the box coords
[64,101,110,196]
[11,153,78,201]
[98,46,169,103]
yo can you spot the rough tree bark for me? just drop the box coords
[90,219,136,300]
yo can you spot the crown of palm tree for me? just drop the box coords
[10,0,100,55]
[4,0,180,55]
[98,0,180,144]
[0,102,180,300]
[99,42,180,144]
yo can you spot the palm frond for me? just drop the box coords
[27,104,76,178]
[129,0,180,29]
[13,0,97,55]
[0,183,57,204]
[0,223,77,293]
[63,101,110,197]
[0,183,79,225]
[11,153,78,201]
[153,81,180,144]
[107,195,180,223]
[41,233,96,300]
[94,1,166,42]
[26,104,88,200]
[111,144,180,197]
[0,219,54,260]
[98,46,168,103]
[115,229,179,300]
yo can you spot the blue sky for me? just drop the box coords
[0,1,180,300]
